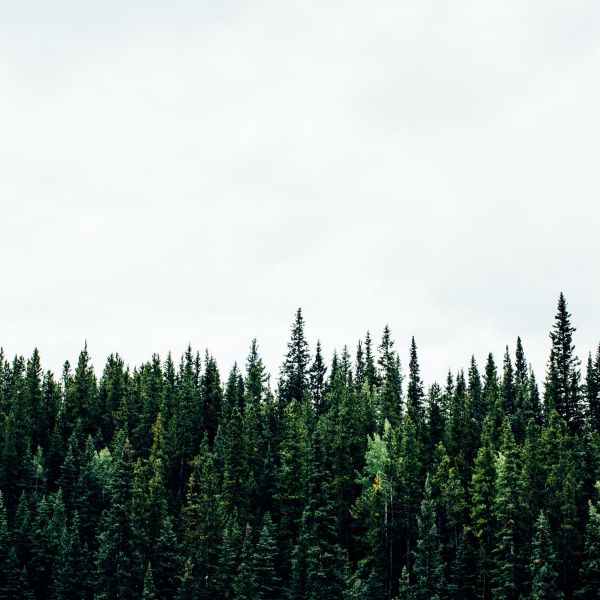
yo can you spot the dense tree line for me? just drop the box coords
[1,293,599,599]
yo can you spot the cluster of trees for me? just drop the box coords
[1,293,599,599]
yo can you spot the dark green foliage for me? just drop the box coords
[310,340,327,415]
[279,308,311,409]
[545,293,583,431]
[377,326,403,429]
[0,298,597,599]
[407,337,425,420]
[253,512,280,600]
[529,512,563,600]
[575,490,600,599]
[411,477,444,600]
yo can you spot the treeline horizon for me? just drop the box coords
[0,292,599,599]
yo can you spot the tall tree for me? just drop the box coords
[528,512,563,600]
[575,488,600,599]
[407,337,425,420]
[279,308,311,410]
[412,477,444,600]
[544,293,583,431]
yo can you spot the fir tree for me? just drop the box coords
[279,308,311,409]
[407,337,425,420]
[309,340,327,415]
[575,489,600,599]
[412,477,444,600]
[545,293,583,431]
[529,512,563,600]
[253,512,281,600]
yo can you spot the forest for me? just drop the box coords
[0,293,599,600]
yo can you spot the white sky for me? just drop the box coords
[1,1,599,386]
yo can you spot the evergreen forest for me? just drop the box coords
[1,292,600,600]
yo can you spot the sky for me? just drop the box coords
[1,0,599,386]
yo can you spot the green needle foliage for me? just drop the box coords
[0,294,596,599]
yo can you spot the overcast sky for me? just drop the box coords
[1,1,599,386]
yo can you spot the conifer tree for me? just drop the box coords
[491,420,525,600]
[575,490,600,599]
[377,326,402,429]
[412,477,444,600]
[279,308,311,410]
[142,563,157,600]
[407,337,425,420]
[309,340,327,415]
[397,414,422,585]
[233,525,257,600]
[502,346,516,417]
[216,510,242,599]
[0,491,27,600]
[245,339,267,407]
[95,434,141,600]
[181,435,221,599]
[275,398,311,567]
[545,293,583,431]
[296,430,347,600]
[528,512,563,600]
[585,345,600,432]
[469,417,497,600]
[253,512,281,600]
[364,331,379,390]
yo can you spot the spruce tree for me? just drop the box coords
[407,337,425,420]
[296,430,347,600]
[469,417,497,600]
[95,434,141,599]
[491,421,525,600]
[377,326,403,429]
[309,340,327,415]
[545,293,583,431]
[412,477,444,600]
[585,345,600,432]
[528,512,563,600]
[279,308,311,409]
[575,490,600,599]
[142,563,157,600]
[253,512,281,600]
[233,525,257,600]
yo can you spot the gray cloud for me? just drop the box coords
[1,0,599,383]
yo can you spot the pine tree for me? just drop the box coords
[153,516,183,599]
[351,429,392,599]
[95,434,141,600]
[253,512,281,600]
[491,420,525,600]
[275,398,311,567]
[142,563,157,600]
[529,512,563,600]
[407,337,425,420]
[397,414,422,588]
[545,293,583,431]
[296,430,347,600]
[181,435,221,599]
[0,491,27,600]
[245,339,268,407]
[364,331,379,391]
[279,308,311,410]
[412,477,444,600]
[308,340,327,415]
[377,326,402,429]
[502,346,516,417]
[469,417,497,600]
[585,345,600,432]
[575,489,600,599]
[233,525,257,600]
[216,510,242,599]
